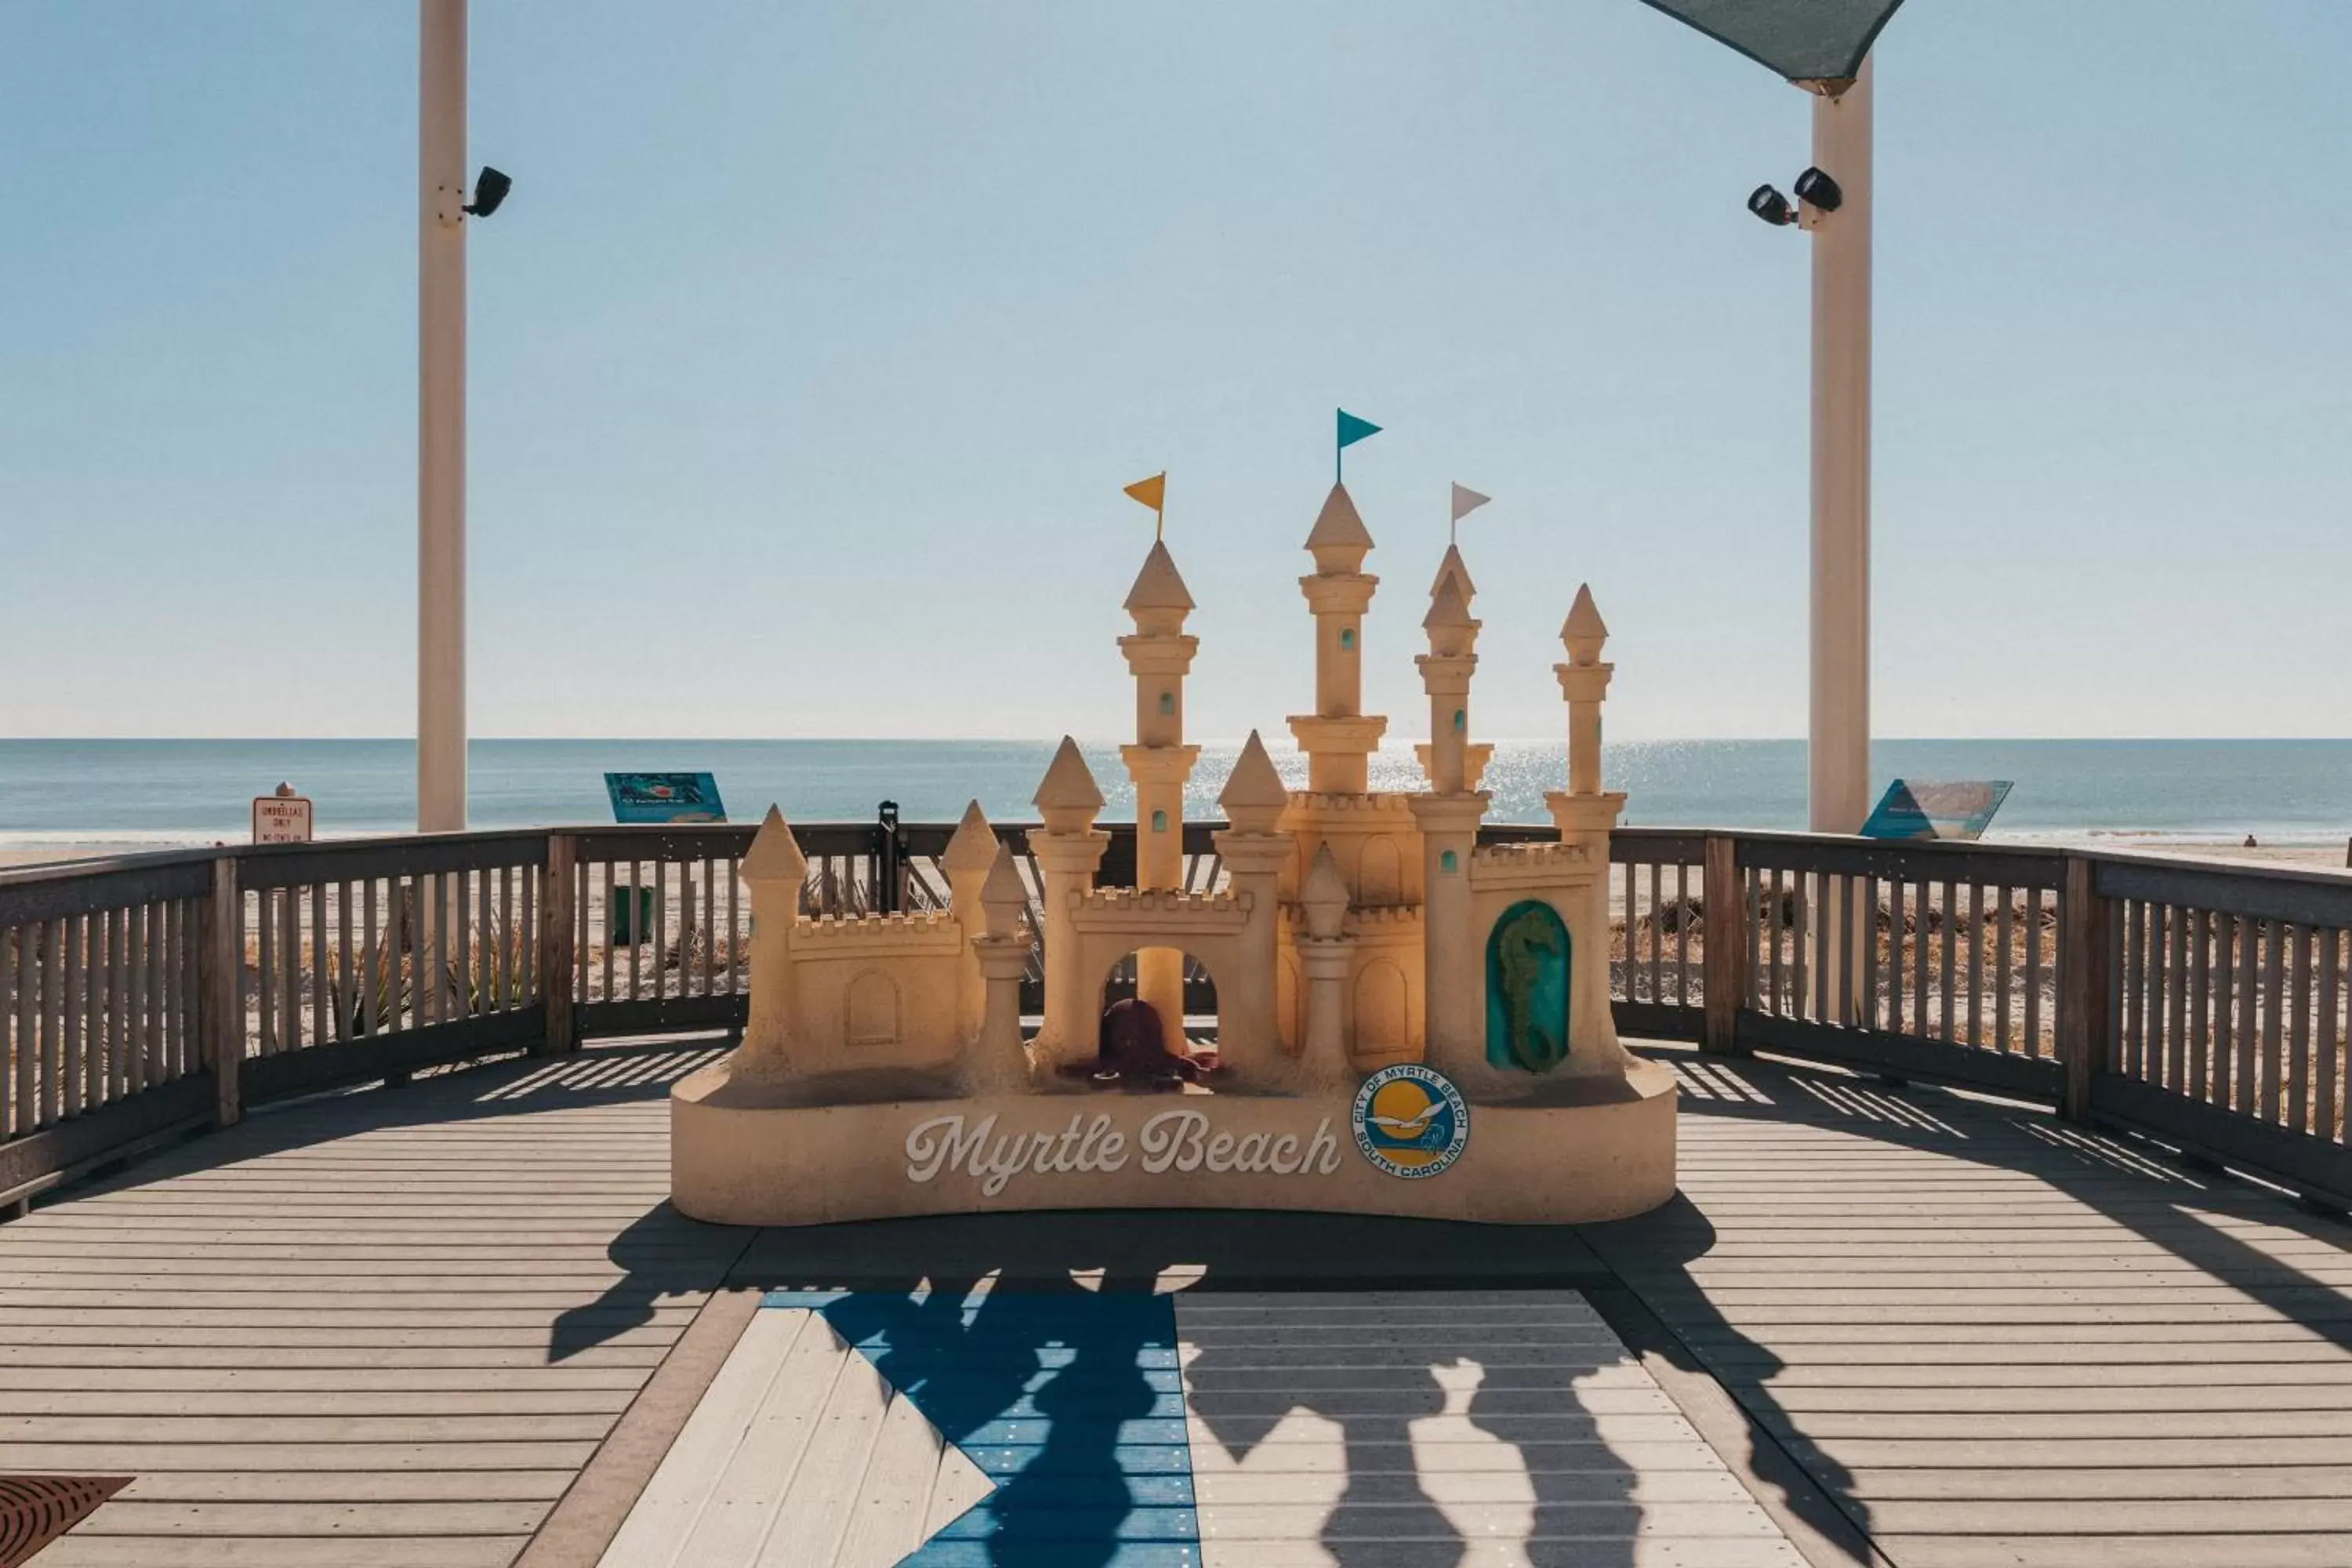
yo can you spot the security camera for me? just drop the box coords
[1748,184,1796,227]
[1792,165,1842,212]
[463,165,512,219]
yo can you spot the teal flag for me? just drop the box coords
[1335,408,1381,479]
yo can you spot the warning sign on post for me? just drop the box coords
[252,789,314,844]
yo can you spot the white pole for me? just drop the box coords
[1808,55,1871,837]
[418,0,468,833]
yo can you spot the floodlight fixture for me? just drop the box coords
[1792,165,1843,212]
[464,165,512,219]
[1748,184,1796,227]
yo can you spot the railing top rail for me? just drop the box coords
[0,855,215,925]
[2092,850,2352,927]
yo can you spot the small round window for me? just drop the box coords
[1439,849,1458,873]
[1159,691,1174,715]
[1338,627,1356,651]
[1453,708,1466,731]
[1152,809,1167,833]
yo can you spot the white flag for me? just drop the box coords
[1450,484,1491,524]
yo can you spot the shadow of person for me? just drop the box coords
[546,1203,751,1363]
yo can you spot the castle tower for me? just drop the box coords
[1408,572,1493,1079]
[1119,541,1203,1050]
[737,804,807,1084]
[1294,844,1356,1081]
[1545,584,1632,1064]
[941,800,999,1042]
[1286,485,1387,795]
[1210,731,1296,1087]
[1414,546,1494,792]
[967,844,1035,1090]
[1027,736,1109,1077]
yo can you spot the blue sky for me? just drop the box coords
[3,1,2346,742]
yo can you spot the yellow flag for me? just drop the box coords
[1123,473,1166,514]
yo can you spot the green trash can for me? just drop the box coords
[609,886,657,946]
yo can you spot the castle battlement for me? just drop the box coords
[1279,902,1425,933]
[790,909,966,955]
[1071,886,1250,919]
[1283,791,1420,818]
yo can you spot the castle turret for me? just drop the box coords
[1286,485,1387,795]
[1119,541,1203,1051]
[1295,843,1356,1080]
[738,804,807,1083]
[1409,569,1493,1081]
[1210,731,1295,1086]
[1415,546,1493,790]
[942,800,998,1040]
[1545,584,1631,1065]
[967,844,1035,1089]
[1027,736,1110,1076]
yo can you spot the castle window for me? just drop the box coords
[1152,809,1167,833]
[1159,691,1174,715]
[1338,627,1356,652]
[1453,708,1466,731]
[1439,849,1458,873]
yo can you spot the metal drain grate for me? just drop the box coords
[0,1475,127,1567]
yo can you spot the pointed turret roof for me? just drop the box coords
[1218,731,1290,815]
[1428,543,1476,603]
[1560,583,1609,662]
[742,804,808,884]
[1424,574,1475,633]
[1305,483,1374,572]
[942,800,997,876]
[980,844,1029,911]
[1033,736,1105,814]
[1123,539,1195,617]
[1301,842,1351,938]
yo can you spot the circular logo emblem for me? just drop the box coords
[1352,1065,1470,1180]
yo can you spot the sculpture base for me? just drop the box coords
[671,1055,1677,1228]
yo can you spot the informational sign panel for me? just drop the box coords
[1860,779,2012,842]
[252,793,314,844]
[604,771,726,825]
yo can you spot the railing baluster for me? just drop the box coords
[1966,881,1984,1048]
[2234,916,2259,1116]
[40,918,64,1127]
[1939,880,1958,1043]
[2320,930,2343,1147]
[1766,867,1784,1014]
[1674,860,1690,1005]
[310,878,328,1047]
[1646,859,1662,1004]
[2123,897,2144,1075]
[2165,902,2187,1091]
[2260,920,2285,1126]
[2023,887,2042,1058]
[9,926,31,1135]
[727,856,744,995]
[1994,886,2014,1054]
[601,860,617,1004]
[2288,925,2312,1135]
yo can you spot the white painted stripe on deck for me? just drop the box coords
[597,1308,987,1568]
[1175,1290,1807,1568]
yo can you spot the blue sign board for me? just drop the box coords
[604,771,726,825]
[1860,779,2012,842]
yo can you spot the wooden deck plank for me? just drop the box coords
[1594,1052,2352,1564]
[0,1038,746,1568]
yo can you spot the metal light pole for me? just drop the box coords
[418,0,468,833]
[1807,57,1872,837]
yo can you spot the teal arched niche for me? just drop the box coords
[1485,899,1570,1073]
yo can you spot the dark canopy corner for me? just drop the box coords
[1638,0,1906,90]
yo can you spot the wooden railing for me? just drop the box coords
[2087,857,2350,1207]
[233,833,549,1105]
[4,821,2349,1213]
[1,851,227,1211]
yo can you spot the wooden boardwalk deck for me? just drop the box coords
[0,1037,2346,1566]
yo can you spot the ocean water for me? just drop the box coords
[2,739,2348,853]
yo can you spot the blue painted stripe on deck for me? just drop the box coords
[760,1288,1202,1566]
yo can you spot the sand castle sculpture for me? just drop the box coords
[673,480,1678,1226]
